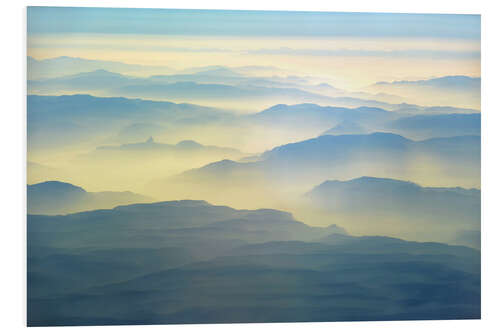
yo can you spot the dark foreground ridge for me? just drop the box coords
[28,200,480,326]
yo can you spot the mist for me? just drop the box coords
[26,8,481,326]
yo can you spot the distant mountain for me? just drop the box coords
[187,67,241,77]
[26,94,243,189]
[97,137,240,153]
[186,133,479,176]
[387,113,480,139]
[92,137,245,162]
[248,103,480,140]
[27,181,152,214]
[177,65,242,75]
[28,69,140,93]
[261,132,412,162]
[27,70,349,111]
[113,122,167,143]
[248,102,478,139]
[28,93,228,123]
[253,103,392,122]
[305,176,480,246]
[27,94,232,150]
[26,95,425,161]
[365,76,480,109]
[395,105,479,114]
[261,133,480,178]
[321,120,368,135]
[28,200,479,326]
[28,67,482,114]
[179,65,283,76]
[328,99,480,114]
[28,63,311,96]
[253,97,478,114]
[249,103,396,133]
[158,133,480,210]
[309,176,480,199]
[374,75,480,89]
[27,56,173,80]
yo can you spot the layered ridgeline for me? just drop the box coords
[365,76,481,110]
[27,95,479,160]
[28,70,480,115]
[250,103,480,140]
[27,181,152,215]
[27,95,246,190]
[322,113,480,139]
[28,95,479,155]
[386,113,481,139]
[27,69,347,111]
[92,137,245,161]
[27,94,234,151]
[28,57,480,111]
[65,137,249,191]
[157,132,480,201]
[27,56,174,80]
[28,200,479,326]
[147,132,480,245]
[28,95,478,193]
[27,95,480,245]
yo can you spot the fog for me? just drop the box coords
[26,9,481,326]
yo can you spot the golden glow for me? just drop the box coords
[28,33,480,89]
[27,29,480,242]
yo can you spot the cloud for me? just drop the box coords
[28,40,231,53]
[247,47,480,59]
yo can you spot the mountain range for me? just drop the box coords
[28,95,480,157]
[26,87,482,325]
[387,113,480,139]
[28,65,481,112]
[96,137,243,155]
[366,76,480,109]
[27,94,233,150]
[27,56,173,80]
[168,132,480,191]
[251,103,480,140]
[27,69,359,111]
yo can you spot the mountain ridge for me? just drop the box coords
[28,180,152,215]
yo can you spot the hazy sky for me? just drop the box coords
[27,7,480,89]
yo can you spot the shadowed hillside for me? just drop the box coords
[28,201,480,326]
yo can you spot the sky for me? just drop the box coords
[27,8,480,38]
[27,7,481,89]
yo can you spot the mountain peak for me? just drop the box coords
[67,69,125,79]
[28,180,86,193]
[176,140,203,149]
[318,176,420,188]
[322,120,366,136]
[310,177,423,198]
[113,199,212,212]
